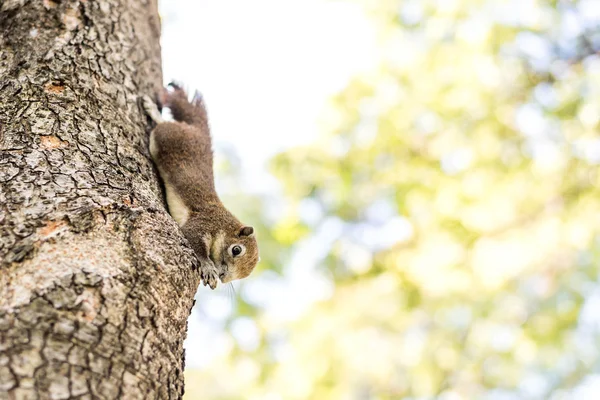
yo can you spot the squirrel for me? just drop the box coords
[141,84,259,290]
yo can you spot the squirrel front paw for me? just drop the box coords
[200,258,219,290]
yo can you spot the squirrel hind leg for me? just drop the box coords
[168,81,185,91]
[167,81,189,101]
[165,84,208,127]
[141,95,163,124]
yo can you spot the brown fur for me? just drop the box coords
[143,85,259,289]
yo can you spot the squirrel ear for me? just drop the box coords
[239,226,254,237]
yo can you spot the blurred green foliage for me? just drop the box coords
[185,0,600,399]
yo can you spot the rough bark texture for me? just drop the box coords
[0,0,202,398]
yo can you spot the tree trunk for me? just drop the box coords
[0,1,201,398]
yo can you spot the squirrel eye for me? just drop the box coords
[232,245,242,257]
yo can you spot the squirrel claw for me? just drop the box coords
[200,258,219,290]
[162,82,189,108]
[167,81,188,98]
[168,81,183,90]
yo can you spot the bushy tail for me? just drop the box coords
[165,82,209,128]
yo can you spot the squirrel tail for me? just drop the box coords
[165,82,209,128]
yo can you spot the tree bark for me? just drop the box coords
[0,1,202,399]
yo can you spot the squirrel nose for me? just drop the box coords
[219,272,226,280]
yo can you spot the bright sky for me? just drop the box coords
[160,0,376,193]
[158,0,376,368]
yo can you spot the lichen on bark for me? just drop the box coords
[0,0,203,398]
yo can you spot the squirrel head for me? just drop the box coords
[218,226,259,283]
